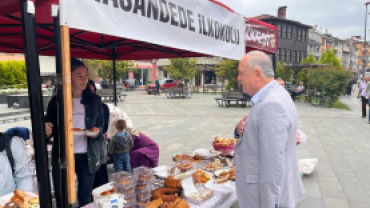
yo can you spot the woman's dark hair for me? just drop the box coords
[71,58,86,73]
[87,79,97,94]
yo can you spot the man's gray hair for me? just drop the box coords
[245,51,275,78]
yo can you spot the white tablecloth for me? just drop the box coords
[83,191,237,208]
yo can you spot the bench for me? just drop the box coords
[203,84,223,94]
[97,89,127,101]
[215,91,251,108]
[166,87,192,98]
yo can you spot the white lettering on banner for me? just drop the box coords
[246,25,276,49]
[63,0,245,60]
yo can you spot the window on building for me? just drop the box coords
[302,30,306,41]
[287,49,291,62]
[282,25,287,38]
[281,49,286,61]
[277,48,280,61]
[298,29,302,41]
[293,51,296,62]
[278,25,281,38]
[294,27,297,40]
[297,51,301,62]
[287,26,292,39]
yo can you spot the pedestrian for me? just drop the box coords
[107,120,133,172]
[155,79,160,96]
[235,51,305,208]
[0,132,33,196]
[44,58,104,207]
[87,80,109,189]
[291,81,304,101]
[358,76,369,118]
[346,77,355,96]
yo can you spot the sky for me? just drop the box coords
[215,0,368,40]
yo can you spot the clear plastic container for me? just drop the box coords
[133,167,155,183]
[112,171,135,187]
[123,201,136,208]
[136,188,152,200]
[122,193,136,205]
[135,182,153,192]
[135,196,151,208]
[114,184,135,196]
[184,187,214,204]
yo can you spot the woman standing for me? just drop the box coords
[44,59,104,207]
[87,80,109,189]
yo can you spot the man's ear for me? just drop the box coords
[255,68,262,81]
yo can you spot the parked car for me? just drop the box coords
[123,79,139,89]
[146,78,177,94]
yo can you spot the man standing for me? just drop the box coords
[235,51,305,208]
[358,76,369,118]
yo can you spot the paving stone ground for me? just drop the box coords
[1,89,370,208]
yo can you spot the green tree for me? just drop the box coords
[164,58,197,85]
[85,59,136,87]
[319,49,343,69]
[215,59,239,90]
[0,60,27,88]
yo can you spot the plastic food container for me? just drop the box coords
[184,187,214,205]
[212,142,235,155]
[123,201,136,208]
[135,182,153,192]
[136,188,152,200]
[114,184,135,196]
[134,167,155,182]
[135,196,151,208]
[112,171,135,187]
[122,193,136,205]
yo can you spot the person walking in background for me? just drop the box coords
[155,79,160,96]
[358,76,369,118]
[108,120,133,172]
[235,51,305,208]
[45,59,104,207]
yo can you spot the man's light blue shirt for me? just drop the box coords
[251,80,276,105]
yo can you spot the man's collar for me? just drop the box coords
[251,80,276,105]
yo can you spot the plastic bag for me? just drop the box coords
[296,130,307,146]
[298,158,318,175]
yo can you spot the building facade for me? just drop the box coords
[307,26,322,61]
[255,6,312,64]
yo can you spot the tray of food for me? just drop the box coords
[192,170,212,185]
[184,187,214,205]
[0,190,39,208]
[193,148,220,160]
[152,166,180,179]
[212,136,237,155]
[111,171,136,187]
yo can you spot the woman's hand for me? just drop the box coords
[45,122,53,138]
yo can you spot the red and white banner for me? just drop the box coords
[245,18,278,54]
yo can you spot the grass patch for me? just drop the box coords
[332,100,351,111]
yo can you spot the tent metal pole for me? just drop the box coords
[272,54,276,74]
[20,1,52,207]
[53,12,71,208]
[112,48,117,106]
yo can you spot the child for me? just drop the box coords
[108,119,134,172]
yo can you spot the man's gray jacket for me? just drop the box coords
[235,81,305,208]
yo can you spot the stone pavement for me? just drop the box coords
[1,90,370,208]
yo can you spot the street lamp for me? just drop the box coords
[362,2,370,80]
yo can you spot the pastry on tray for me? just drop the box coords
[176,163,193,172]
[202,162,223,172]
[192,170,211,184]
[216,171,230,184]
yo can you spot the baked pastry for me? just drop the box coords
[173,198,189,208]
[145,198,163,208]
[167,167,177,175]
[136,183,149,191]
[229,168,235,180]
[192,170,211,184]
[216,171,230,184]
[136,198,151,207]
[139,171,153,182]
[164,176,182,189]
[176,163,192,172]
[137,190,151,200]
[100,188,114,196]
[3,202,20,208]
[151,188,181,202]
[203,163,223,172]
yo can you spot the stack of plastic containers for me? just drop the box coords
[133,167,155,208]
[112,171,137,208]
